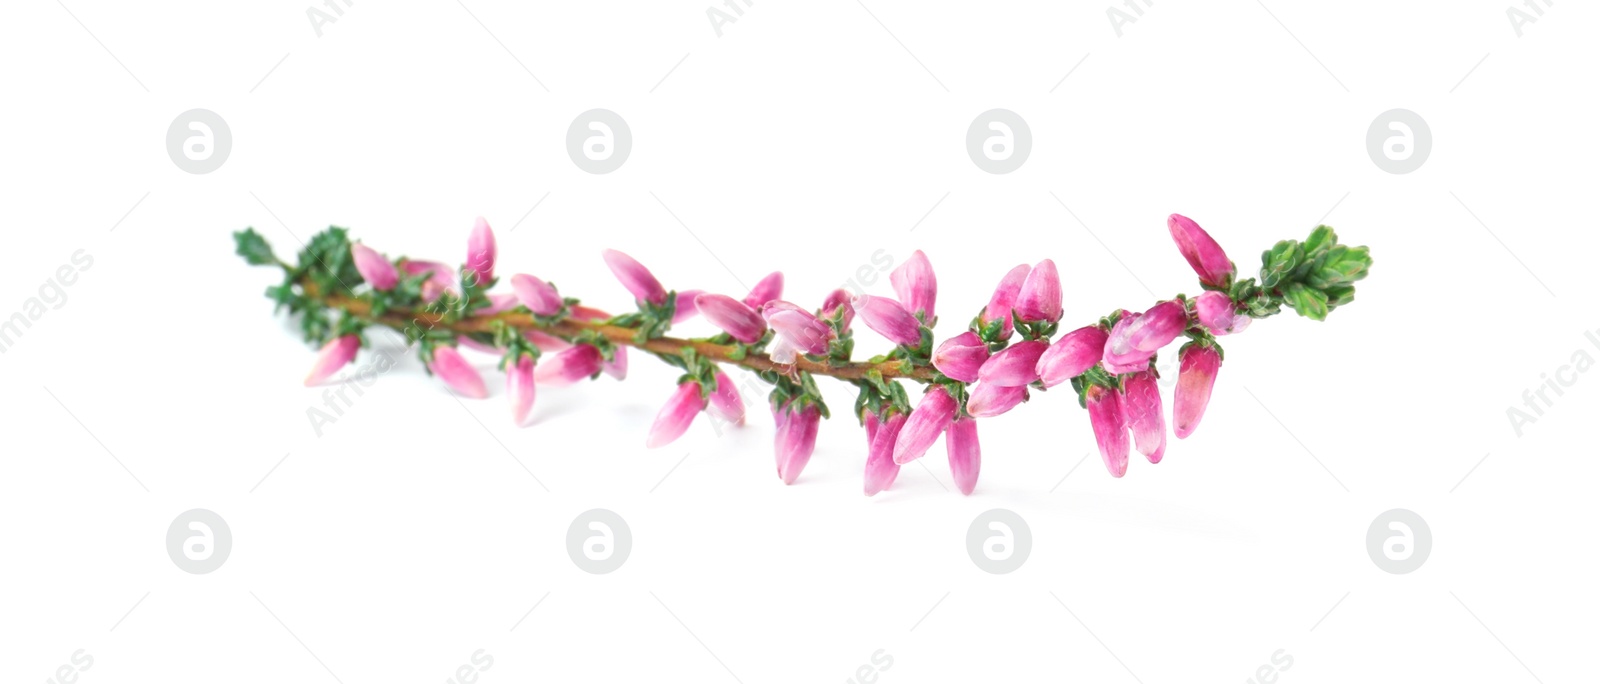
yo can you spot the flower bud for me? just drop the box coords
[428,346,488,399]
[534,344,603,385]
[1194,291,1248,335]
[742,271,784,310]
[1123,370,1165,463]
[351,243,397,291]
[932,331,989,383]
[465,217,497,286]
[766,308,832,356]
[1174,344,1221,439]
[863,411,905,496]
[602,248,667,306]
[696,293,767,344]
[646,381,706,448]
[980,264,1031,340]
[821,289,855,332]
[706,370,745,425]
[1102,313,1155,375]
[1168,213,1233,287]
[1037,325,1108,388]
[774,402,822,485]
[401,260,455,302]
[893,386,957,465]
[852,294,923,347]
[1015,259,1063,323]
[946,417,981,496]
[976,340,1048,387]
[1127,300,1187,352]
[673,289,704,324]
[510,274,562,316]
[304,334,360,386]
[1085,384,1129,478]
[890,250,937,321]
[507,355,536,426]
[965,382,1027,418]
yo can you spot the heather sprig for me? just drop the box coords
[235,213,1370,495]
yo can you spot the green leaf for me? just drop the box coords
[234,228,279,266]
[1260,240,1300,289]
[1282,282,1329,321]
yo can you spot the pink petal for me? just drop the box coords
[892,386,957,465]
[946,417,981,495]
[645,382,705,448]
[507,355,536,426]
[510,274,563,316]
[304,335,360,386]
[428,346,488,399]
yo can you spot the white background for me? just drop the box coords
[2,1,1597,682]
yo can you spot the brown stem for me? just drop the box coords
[312,288,940,382]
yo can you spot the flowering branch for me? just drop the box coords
[236,213,1371,496]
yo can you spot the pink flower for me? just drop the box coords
[976,339,1049,387]
[821,289,855,331]
[510,274,562,316]
[1102,312,1155,375]
[932,331,989,383]
[602,347,628,380]
[673,289,704,324]
[1123,371,1165,464]
[534,344,603,385]
[965,382,1027,418]
[742,272,784,309]
[863,411,905,496]
[1174,344,1221,439]
[1085,384,1129,477]
[1168,214,1233,288]
[401,259,455,301]
[1126,300,1188,353]
[696,293,767,344]
[481,293,518,314]
[774,402,822,485]
[980,264,1031,340]
[1037,326,1109,388]
[1016,259,1063,323]
[428,346,488,399]
[525,330,571,352]
[890,250,937,321]
[706,370,745,425]
[852,294,923,347]
[646,381,706,448]
[351,243,397,291]
[304,334,360,386]
[507,355,536,426]
[466,217,497,286]
[893,386,958,465]
[765,307,832,356]
[946,417,981,495]
[602,249,667,306]
[1194,291,1249,335]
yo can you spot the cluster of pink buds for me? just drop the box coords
[251,207,1369,497]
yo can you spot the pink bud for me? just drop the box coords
[706,370,745,425]
[1194,291,1248,335]
[457,336,500,354]
[673,289,704,324]
[602,249,667,306]
[1037,326,1109,388]
[534,344,603,385]
[428,346,488,399]
[482,293,518,314]
[946,417,981,496]
[1126,300,1188,353]
[510,274,562,316]
[696,293,767,344]
[890,250,937,321]
[1168,214,1234,287]
[1016,259,1063,323]
[1086,385,1129,478]
[646,381,706,448]
[765,307,832,356]
[742,272,784,310]
[401,259,456,301]
[893,386,958,465]
[932,331,989,383]
[304,334,360,386]
[507,355,536,426]
[980,264,1030,340]
[864,411,905,496]
[1123,371,1165,463]
[465,217,497,286]
[851,294,923,347]
[965,381,1027,418]
[569,305,611,322]
[525,330,571,352]
[1174,344,1221,439]
[602,347,628,380]
[821,288,855,332]
[1102,313,1155,375]
[351,243,398,291]
[775,402,822,485]
[976,339,1048,387]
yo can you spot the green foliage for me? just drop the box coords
[1251,224,1371,322]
